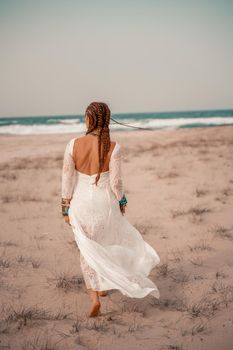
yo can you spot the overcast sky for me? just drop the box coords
[0,0,233,117]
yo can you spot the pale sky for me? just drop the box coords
[0,0,233,117]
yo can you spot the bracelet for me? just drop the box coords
[61,198,71,206]
[61,198,70,216]
[119,194,128,206]
[62,209,69,216]
[62,206,69,214]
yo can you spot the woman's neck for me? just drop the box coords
[87,129,101,136]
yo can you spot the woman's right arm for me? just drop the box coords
[109,143,127,214]
[61,139,76,218]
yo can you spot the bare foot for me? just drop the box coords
[98,291,108,297]
[88,301,101,317]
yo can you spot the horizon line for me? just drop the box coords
[1,107,233,119]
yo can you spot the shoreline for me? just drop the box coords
[0,123,232,138]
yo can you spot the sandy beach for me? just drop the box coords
[0,125,233,350]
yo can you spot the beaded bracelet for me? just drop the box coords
[61,198,70,206]
[62,208,69,216]
[61,198,70,216]
[119,194,128,206]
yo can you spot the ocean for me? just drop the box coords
[0,109,233,135]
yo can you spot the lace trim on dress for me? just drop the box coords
[80,252,101,290]
[61,138,76,200]
[109,143,124,201]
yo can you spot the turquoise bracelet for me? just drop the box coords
[119,195,128,206]
[63,208,69,215]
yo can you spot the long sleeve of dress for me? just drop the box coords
[109,143,125,201]
[61,138,76,201]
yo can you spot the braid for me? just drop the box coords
[85,101,111,185]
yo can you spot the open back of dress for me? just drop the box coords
[71,136,116,176]
[61,137,160,298]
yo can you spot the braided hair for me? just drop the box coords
[85,102,111,186]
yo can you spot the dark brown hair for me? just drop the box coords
[85,101,111,185]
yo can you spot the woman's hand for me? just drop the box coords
[64,215,71,225]
[120,204,126,215]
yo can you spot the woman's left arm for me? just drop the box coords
[61,139,76,218]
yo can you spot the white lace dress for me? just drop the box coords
[61,138,160,299]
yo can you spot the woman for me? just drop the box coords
[61,101,160,317]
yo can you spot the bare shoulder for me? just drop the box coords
[73,135,86,148]
[72,136,82,158]
[73,135,84,143]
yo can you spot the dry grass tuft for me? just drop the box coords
[1,194,16,203]
[0,305,70,334]
[171,206,212,223]
[195,188,208,197]
[171,209,186,218]
[188,256,204,267]
[157,171,180,179]
[0,257,11,268]
[0,171,18,181]
[169,248,183,263]
[149,296,186,312]
[1,193,44,203]
[119,299,146,317]
[181,320,210,336]
[170,267,190,284]
[188,206,212,216]
[134,223,153,235]
[17,255,29,264]
[71,316,83,333]
[127,315,144,332]
[166,345,184,350]
[29,258,41,269]
[215,270,226,279]
[72,312,145,336]
[19,194,44,202]
[157,262,169,277]
[71,315,109,333]
[16,255,41,268]
[211,224,233,240]
[187,298,220,318]
[51,271,84,292]
[187,283,233,318]
[188,240,212,252]
[10,306,68,322]
[211,281,233,295]
[0,240,18,247]
[221,187,233,197]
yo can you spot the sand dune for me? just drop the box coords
[0,126,233,350]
